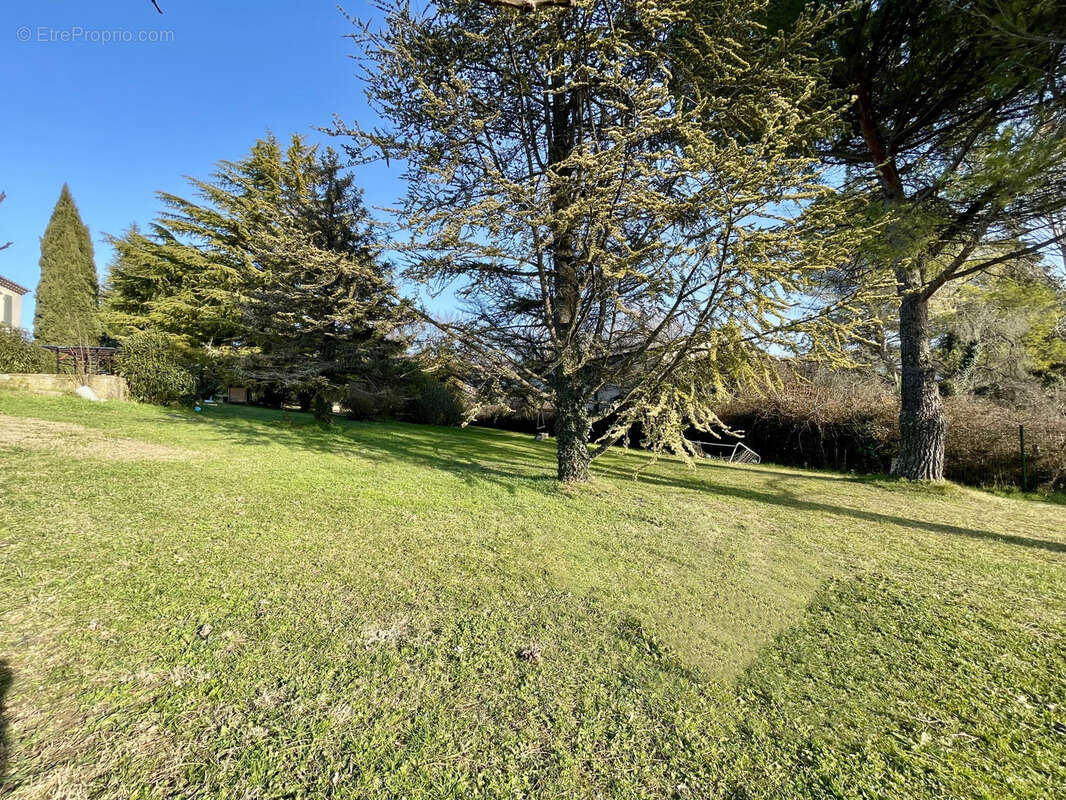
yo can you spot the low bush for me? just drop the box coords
[0,326,51,373]
[720,374,1066,492]
[342,382,406,421]
[342,375,467,427]
[115,331,195,405]
[719,375,898,474]
[943,396,1066,491]
[405,376,466,427]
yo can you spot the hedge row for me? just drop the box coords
[0,326,52,373]
[719,377,1066,491]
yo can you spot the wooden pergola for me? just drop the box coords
[40,345,119,376]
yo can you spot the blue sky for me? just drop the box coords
[1,0,405,327]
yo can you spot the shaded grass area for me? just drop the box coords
[1,391,1064,798]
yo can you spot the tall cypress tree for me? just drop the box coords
[34,184,102,345]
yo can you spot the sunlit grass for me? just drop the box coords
[1,390,1063,798]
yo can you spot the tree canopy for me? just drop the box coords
[105,134,407,417]
[34,184,102,346]
[800,0,1066,479]
[347,0,865,481]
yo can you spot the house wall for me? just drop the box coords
[0,286,22,329]
[0,373,129,401]
[589,383,622,414]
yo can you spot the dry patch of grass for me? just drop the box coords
[0,414,191,462]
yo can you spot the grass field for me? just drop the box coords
[1,390,1064,799]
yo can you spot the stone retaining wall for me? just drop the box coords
[0,373,130,401]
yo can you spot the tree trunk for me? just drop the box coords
[855,77,945,479]
[894,291,945,480]
[547,40,589,484]
[555,369,590,483]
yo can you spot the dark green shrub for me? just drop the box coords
[406,377,465,427]
[0,326,51,373]
[341,376,465,426]
[115,332,195,405]
[309,386,342,425]
[343,382,405,421]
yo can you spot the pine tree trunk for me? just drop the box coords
[894,291,945,480]
[555,369,591,483]
[856,80,945,481]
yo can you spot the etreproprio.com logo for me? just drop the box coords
[16,26,175,44]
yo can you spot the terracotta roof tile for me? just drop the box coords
[0,275,30,295]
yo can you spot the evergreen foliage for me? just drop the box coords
[105,135,407,421]
[823,257,1066,399]
[934,266,1066,397]
[115,331,195,405]
[0,325,51,373]
[33,184,102,345]
[799,0,1066,479]
[406,374,466,427]
[346,0,865,482]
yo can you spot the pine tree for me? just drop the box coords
[799,0,1066,480]
[239,141,407,418]
[34,184,102,345]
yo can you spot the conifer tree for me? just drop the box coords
[799,0,1066,480]
[105,135,405,418]
[346,0,863,482]
[34,185,102,345]
[238,142,406,417]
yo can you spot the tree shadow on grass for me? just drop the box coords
[721,463,885,486]
[592,460,1066,555]
[713,571,1060,797]
[160,406,1066,554]
[0,660,12,785]
[164,406,561,495]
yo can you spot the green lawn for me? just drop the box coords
[1,391,1064,799]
